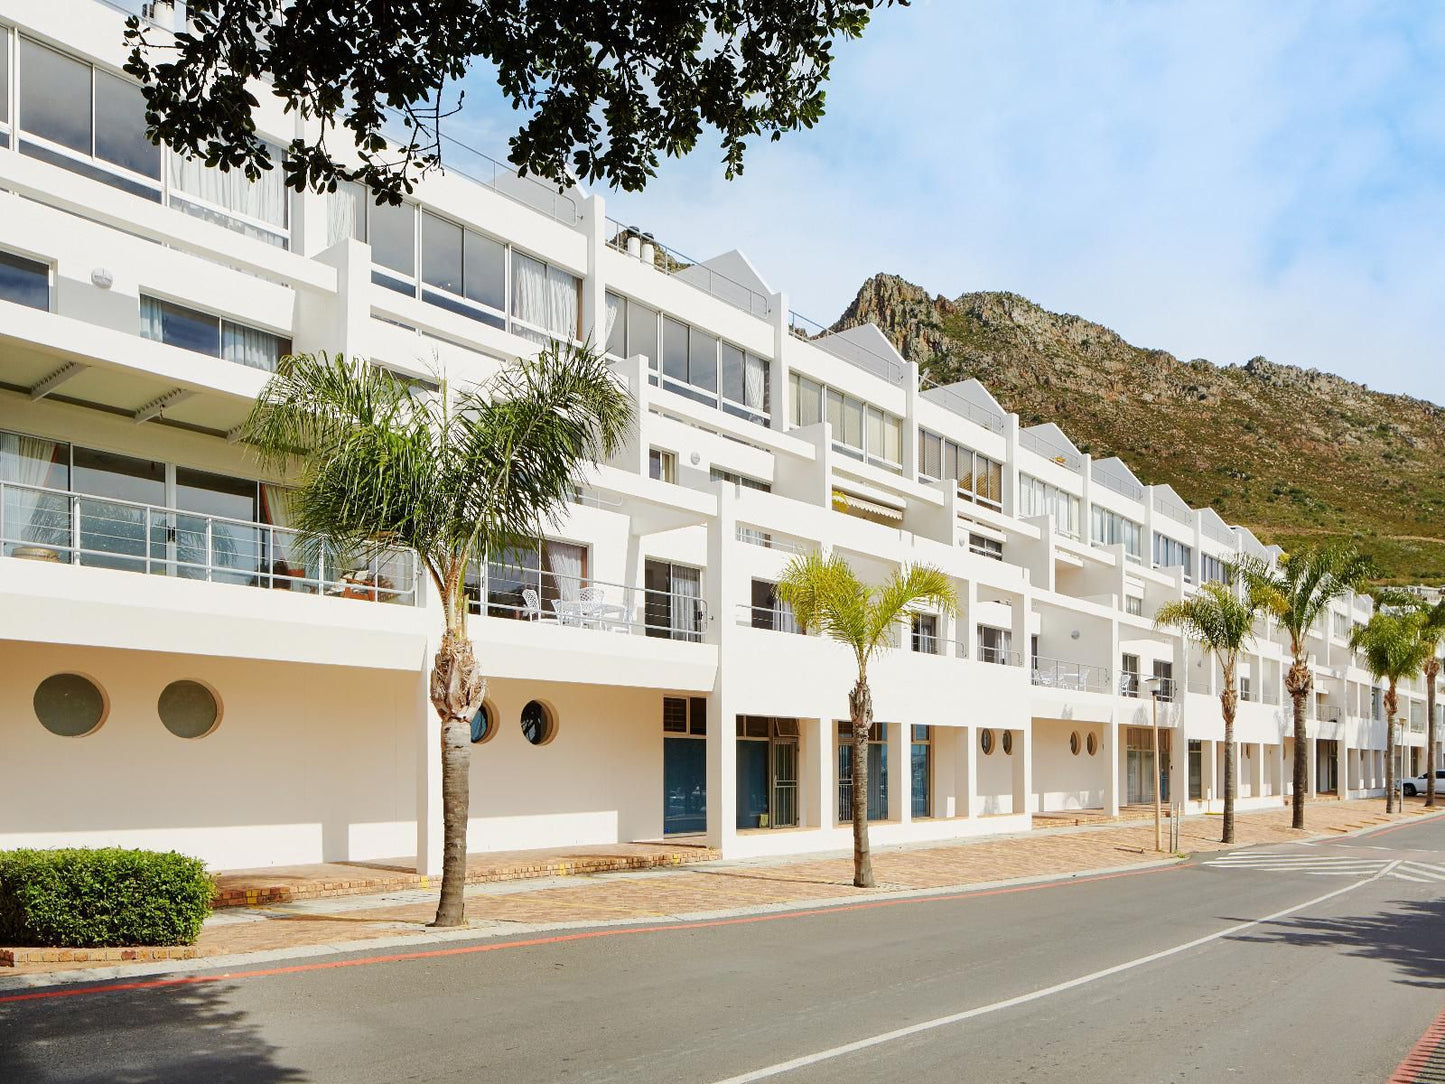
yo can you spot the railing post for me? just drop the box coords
[71,495,81,564]
[205,518,214,582]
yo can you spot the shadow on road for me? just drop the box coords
[0,981,306,1083]
[1229,896,1445,989]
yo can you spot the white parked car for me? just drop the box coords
[1402,770,1445,798]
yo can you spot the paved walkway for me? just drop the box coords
[2,798,1435,977]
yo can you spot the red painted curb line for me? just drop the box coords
[1387,1003,1445,1083]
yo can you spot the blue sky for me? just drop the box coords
[453,1,1445,402]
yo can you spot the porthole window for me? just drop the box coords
[980,728,994,755]
[1086,732,1099,756]
[1002,731,1014,756]
[470,702,496,744]
[1069,731,1081,756]
[520,700,555,746]
[158,680,220,739]
[34,673,107,737]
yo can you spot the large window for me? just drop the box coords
[919,430,1002,509]
[911,725,932,818]
[749,579,800,633]
[140,296,291,371]
[481,539,589,622]
[1019,475,1081,538]
[1200,552,1228,585]
[711,467,770,492]
[639,309,770,423]
[169,142,290,247]
[0,250,49,311]
[644,559,704,641]
[1153,532,1193,576]
[510,252,580,344]
[1091,506,1143,561]
[837,721,888,822]
[419,211,506,329]
[977,624,1014,665]
[789,373,901,471]
[737,717,799,830]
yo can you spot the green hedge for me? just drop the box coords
[0,848,214,947]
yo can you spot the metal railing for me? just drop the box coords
[472,564,709,640]
[734,525,808,555]
[1187,678,1213,695]
[1019,429,1082,472]
[1121,672,1176,701]
[1,480,417,603]
[977,646,1024,667]
[788,311,907,384]
[1153,490,1193,525]
[918,378,1006,434]
[1319,705,1344,723]
[1031,657,1112,694]
[606,219,769,318]
[1092,467,1145,501]
[735,603,803,635]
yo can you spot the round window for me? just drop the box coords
[1002,731,1014,756]
[470,702,496,744]
[1086,732,1099,756]
[520,700,555,746]
[158,680,220,739]
[1069,731,1081,756]
[980,728,994,755]
[34,673,107,737]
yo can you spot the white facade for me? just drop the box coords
[1,2,1441,874]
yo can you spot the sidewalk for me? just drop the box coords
[2,798,1436,979]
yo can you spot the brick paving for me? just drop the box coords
[2,798,1435,977]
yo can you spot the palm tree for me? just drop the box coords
[1234,545,1372,829]
[1416,601,1445,808]
[244,345,631,926]
[1155,581,1264,844]
[775,553,956,888]
[1350,608,1432,814]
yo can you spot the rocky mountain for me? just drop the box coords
[832,273,1445,584]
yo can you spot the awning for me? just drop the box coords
[832,489,904,522]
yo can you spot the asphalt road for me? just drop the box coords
[4,817,1445,1083]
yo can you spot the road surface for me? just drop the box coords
[4,817,1445,1083]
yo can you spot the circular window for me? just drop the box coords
[158,680,220,739]
[470,702,496,744]
[34,673,107,737]
[1002,731,1014,756]
[1069,731,1081,756]
[1086,732,1099,756]
[520,700,555,746]
[980,728,995,755]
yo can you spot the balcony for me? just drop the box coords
[473,563,708,641]
[1031,657,1112,694]
[607,220,769,318]
[1123,671,1176,701]
[1319,705,1344,724]
[1,481,416,603]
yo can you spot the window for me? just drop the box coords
[719,342,770,424]
[369,199,417,292]
[0,250,49,311]
[1019,475,1080,538]
[789,374,899,470]
[520,700,555,745]
[911,613,939,654]
[604,292,663,372]
[837,720,888,822]
[1333,612,1350,640]
[919,430,1001,509]
[788,372,823,428]
[470,702,495,744]
[1087,732,1099,756]
[325,180,368,245]
[911,725,932,817]
[1153,533,1193,576]
[33,673,107,737]
[0,28,10,148]
[750,579,800,633]
[420,211,506,328]
[1121,653,1141,697]
[1200,553,1228,585]
[168,140,290,247]
[1070,731,1081,756]
[977,625,1013,665]
[649,448,677,484]
[483,539,588,621]
[1153,660,1175,702]
[663,696,708,737]
[1126,595,1144,617]
[980,728,994,755]
[1091,506,1143,560]
[511,253,580,344]
[644,559,704,641]
[968,533,1003,562]
[1002,731,1014,755]
[653,315,769,422]
[737,717,799,829]
[157,680,220,739]
[140,296,291,371]
[711,467,770,492]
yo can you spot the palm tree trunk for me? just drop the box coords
[1221,658,1238,845]
[1385,685,1398,815]
[1427,664,1438,809]
[1286,661,1311,830]
[849,678,875,889]
[428,619,486,927]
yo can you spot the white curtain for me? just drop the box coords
[511,253,549,334]
[325,181,366,247]
[1,433,67,552]
[169,147,288,243]
[260,483,307,581]
[547,265,579,341]
[544,541,584,602]
[222,322,285,371]
[744,354,766,411]
[139,295,164,342]
[670,566,702,640]
[604,293,624,357]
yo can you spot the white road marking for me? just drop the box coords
[708,864,1398,1084]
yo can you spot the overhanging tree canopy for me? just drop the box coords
[123,1,905,200]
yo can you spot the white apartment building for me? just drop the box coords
[2,2,1442,875]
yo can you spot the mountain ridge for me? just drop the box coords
[830,273,1445,583]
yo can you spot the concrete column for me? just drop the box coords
[414,643,443,875]
[1202,739,1217,805]
[1102,720,1120,816]
[935,726,958,818]
[890,722,910,824]
[706,487,741,851]
[579,193,607,348]
[1014,728,1031,820]
[964,580,980,661]
[801,717,830,829]
[769,291,789,434]
[962,726,978,818]
[1306,737,1318,797]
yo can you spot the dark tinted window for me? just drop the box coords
[0,250,49,310]
[19,40,91,155]
[94,71,159,178]
[142,296,220,356]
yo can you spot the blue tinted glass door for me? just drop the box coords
[736,740,769,829]
[664,737,706,835]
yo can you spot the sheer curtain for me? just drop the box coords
[604,293,624,357]
[325,181,366,247]
[547,266,579,341]
[671,566,702,641]
[138,295,164,342]
[260,483,308,583]
[544,541,584,602]
[221,323,286,371]
[0,433,66,553]
[511,253,549,338]
[169,148,288,244]
[744,354,767,412]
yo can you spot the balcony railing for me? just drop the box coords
[1187,678,1212,695]
[473,564,708,641]
[1019,430,1082,472]
[918,376,1006,434]
[977,645,1024,667]
[1121,672,1176,701]
[1319,706,1344,723]
[736,603,803,635]
[1031,657,1112,694]
[607,219,769,318]
[788,311,907,384]
[0,481,417,604]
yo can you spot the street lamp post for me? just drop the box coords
[1144,675,1163,851]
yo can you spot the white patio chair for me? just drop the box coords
[522,588,553,622]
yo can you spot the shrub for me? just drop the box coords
[0,848,213,947]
